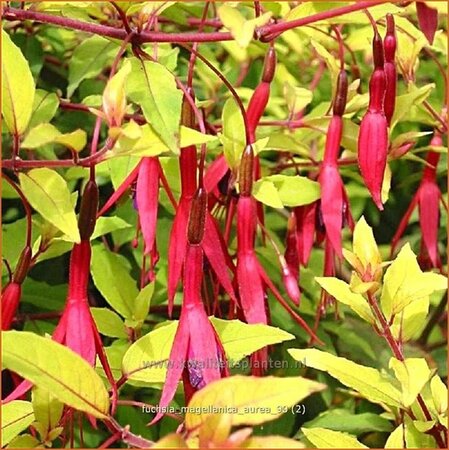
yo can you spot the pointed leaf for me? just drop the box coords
[2,331,110,419]
[1,401,35,447]
[1,29,35,135]
[302,428,368,448]
[19,168,80,243]
[289,349,402,407]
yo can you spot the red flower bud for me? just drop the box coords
[12,246,32,285]
[78,180,99,241]
[333,70,348,117]
[372,31,384,69]
[368,69,387,112]
[358,111,389,210]
[383,14,397,125]
[246,83,270,142]
[239,144,255,197]
[262,46,276,83]
[187,187,207,245]
[1,283,21,330]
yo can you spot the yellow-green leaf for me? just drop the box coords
[126,58,182,153]
[1,29,35,135]
[1,401,35,447]
[91,307,127,339]
[220,97,246,169]
[6,434,40,448]
[430,375,447,415]
[302,428,368,448]
[389,358,431,407]
[185,375,325,430]
[31,386,64,439]
[381,244,447,320]
[289,349,402,408]
[243,435,305,448]
[22,123,87,152]
[315,277,375,324]
[2,331,110,419]
[352,216,381,272]
[19,168,80,243]
[218,5,272,48]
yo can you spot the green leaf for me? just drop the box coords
[380,244,447,320]
[29,89,59,129]
[1,29,35,135]
[126,58,182,153]
[430,375,448,415]
[253,175,320,208]
[284,83,313,114]
[31,386,64,440]
[252,178,284,208]
[289,349,402,408]
[210,318,295,364]
[67,35,119,97]
[133,282,154,323]
[19,168,80,243]
[91,307,127,339]
[6,434,40,448]
[1,401,35,447]
[22,123,87,152]
[11,33,44,80]
[186,375,325,430]
[389,358,431,407]
[90,244,138,319]
[220,97,246,170]
[2,331,110,419]
[315,277,376,324]
[302,409,393,435]
[218,5,272,48]
[302,428,368,448]
[90,216,132,240]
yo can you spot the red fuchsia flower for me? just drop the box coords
[1,246,31,330]
[283,213,301,305]
[383,14,397,126]
[5,181,116,409]
[416,1,439,45]
[358,28,389,210]
[152,188,228,424]
[391,132,444,270]
[318,70,354,258]
[294,202,318,267]
[167,94,236,315]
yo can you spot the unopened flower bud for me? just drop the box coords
[187,187,208,245]
[239,145,254,197]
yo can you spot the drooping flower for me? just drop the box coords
[152,189,228,424]
[383,13,397,126]
[358,29,389,210]
[391,133,444,269]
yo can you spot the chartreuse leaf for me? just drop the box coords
[315,278,375,324]
[6,434,40,448]
[19,168,80,243]
[153,433,188,448]
[126,58,182,153]
[67,35,118,97]
[311,40,339,97]
[91,244,138,319]
[218,5,272,48]
[389,358,431,408]
[380,244,447,320]
[22,123,87,152]
[430,375,447,416]
[386,416,436,448]
[90,216,132,240]
[284,83,313,114]
[1,29,35,135]
[220,98,245,169]
[289,349,402,408]
[2,331,110,419]
[302,428,367,448]
[210,318,294,363]
[110,122,215,158]
[31,386,64,442]
[1,401,35,447]
[132,282,154,323]
[186,375,325,430]
[29,89,59,129]
[91,307,127,339]
[253,175,320,208]
[122,319,295,384]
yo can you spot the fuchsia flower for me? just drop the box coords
[167,95,236,314]
[391,133,444,269]
[1,246,31,330]
[152,189,228,424]
[358,29,389,210]
[294,202,318,267]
